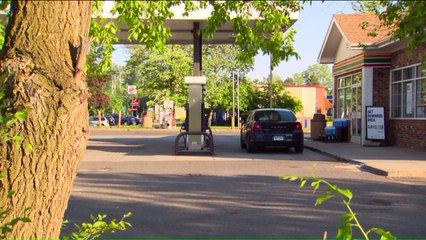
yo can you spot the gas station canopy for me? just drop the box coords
[98,2,299,155]
[100,2,298,45]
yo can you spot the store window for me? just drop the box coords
[391,64,426,118]
[337,72,362,137]
[337,73,362,118]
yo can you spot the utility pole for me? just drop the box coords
[269,53,273,108]
[237,70,240,129]
[231,71,235,130]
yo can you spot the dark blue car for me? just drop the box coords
[109,114,141,125]
[240,108,304,153]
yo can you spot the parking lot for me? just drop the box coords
[62,129,426,238]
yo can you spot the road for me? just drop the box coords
[62,129,426,238]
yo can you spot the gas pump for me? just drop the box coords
[175,76,214,154]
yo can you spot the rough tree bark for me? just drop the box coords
[0,1,92,238]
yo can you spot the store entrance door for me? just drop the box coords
[351,84,362,143]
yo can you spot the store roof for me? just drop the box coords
[318,13,393,63]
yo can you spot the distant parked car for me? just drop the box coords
[89,116,110,127]
[105,114,116,126]
[240,108,304,153]
[109,114,141,125]
[121,115,141,125]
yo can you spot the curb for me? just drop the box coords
[304,145,389,177]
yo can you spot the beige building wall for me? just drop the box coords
[335,38,363,63]
[286,87,317,128]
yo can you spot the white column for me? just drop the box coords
[362,67,374,145]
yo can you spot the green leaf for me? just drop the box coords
[315,193,334,206]
[14,110,27,121]
[93,221,107,228]
[20,217,31,223]
[368,227,397,240]
[11,135,23,141]
[299,178,307,188]
[7,190,15,197]
[341,212,354,223]
[336,222,353,239]
[5,118,15,127]
[24,141,34,151]
[337,187,353,200]
[280,175,299,181]
[311,180,321,192]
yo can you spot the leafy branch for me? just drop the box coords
[63,212,132,240]
[281,175,396,240]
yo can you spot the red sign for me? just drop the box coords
[131,97,139,107]
[127,85,137,94]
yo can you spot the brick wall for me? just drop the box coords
[389,42,426,150]
[372,68,390,106]
[372,68,391,141]
[389,119,426,150]
[391,42,426,67]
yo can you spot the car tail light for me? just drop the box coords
[294,122,302,129]
[253,121,262,131]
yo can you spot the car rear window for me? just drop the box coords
[254,110,296,122]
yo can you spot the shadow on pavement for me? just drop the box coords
[62,172,426,238]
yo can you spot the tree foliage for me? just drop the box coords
[304,63,332,91]
[103,64,126,113]
[291,72,305,85]
[351,1,382,13]
[86,46,111,114]
[203,45,252,111]
[375,1,426,65]
[122,45,192,108]
[89,1,120,73]
[110,1,302,68]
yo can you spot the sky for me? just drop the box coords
[112,1,355,80]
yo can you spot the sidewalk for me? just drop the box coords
[304,136,426,178]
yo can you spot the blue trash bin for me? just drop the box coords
[324,126,337,141]
[332,119,350,142]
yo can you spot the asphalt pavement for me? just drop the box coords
[89,126,426,178]
[64,127,426,238]
[209,128,426,179]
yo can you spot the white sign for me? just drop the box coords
[127,85,137,94]
[366,106,386,140]
[163,100,174,109]
[184,76,206,84]
[406,82,413,114]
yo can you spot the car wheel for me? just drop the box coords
[240,134,247,149]
[294,144,304,153]
[246,134,255,153]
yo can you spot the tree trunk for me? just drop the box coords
[0,1,92,238]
